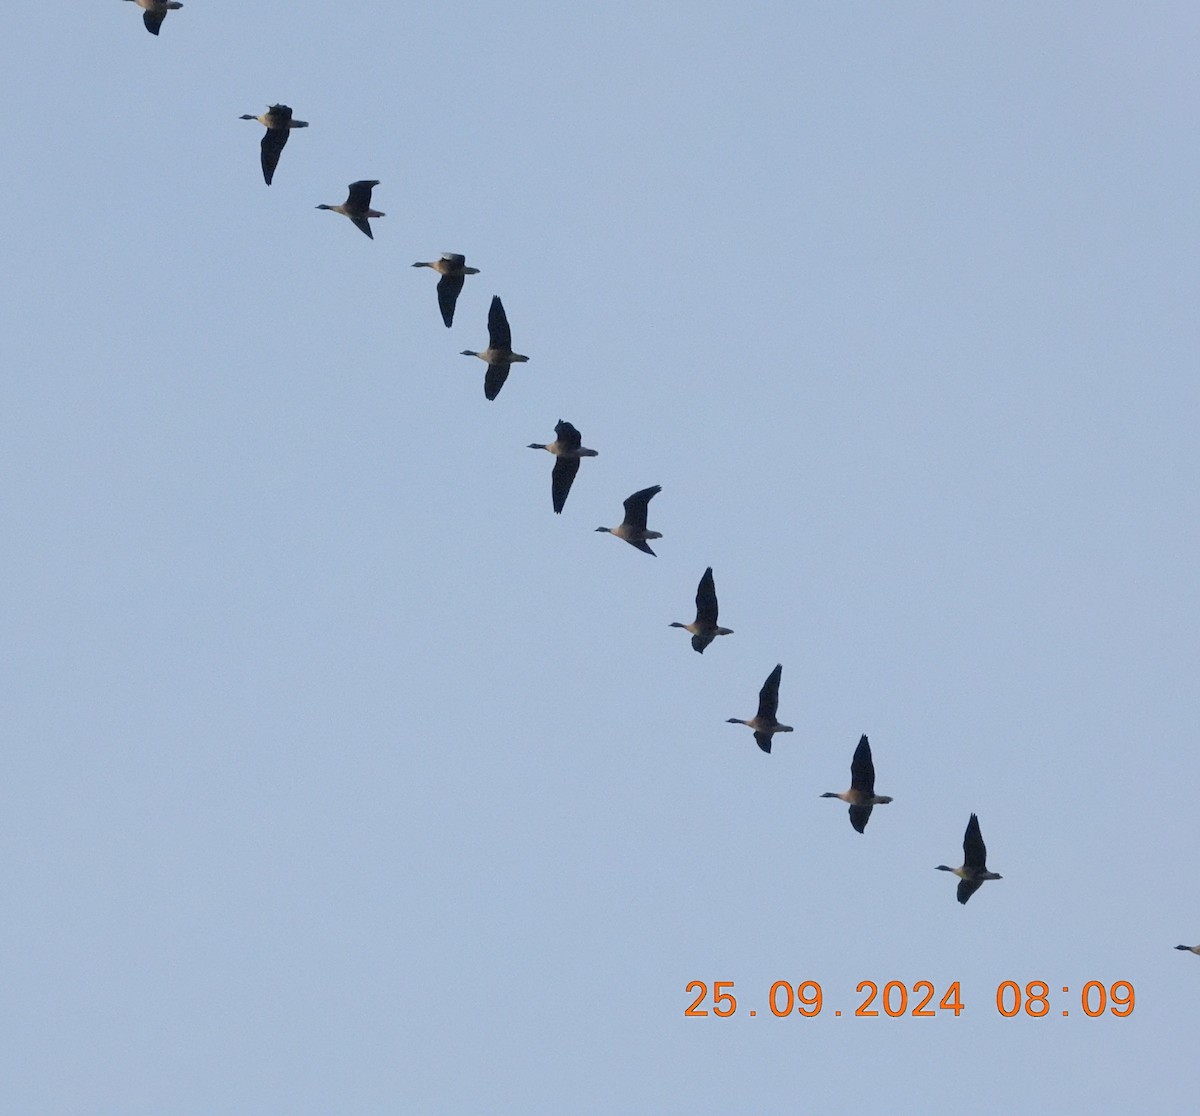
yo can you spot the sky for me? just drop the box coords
[1,2,1198,1112]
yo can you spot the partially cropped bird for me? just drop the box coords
[726,664,792,753]
[670,567,733,653]
[125,0,182,36]
[820,734,893,833]
[316,180,384,239]
[936,814,1003,904]
[1174,944,1200,956]
[240,104,308,185]
[527,421,598,514]
[461,296,528,400]
[412,254,479,328]
[595,486,662,555]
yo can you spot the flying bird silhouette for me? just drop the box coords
[820,735,893,833]
[412,254,479,328]
[240,104,308,185]
[726,664,792,753]
[595,486,662,555]
[936,814,1003,904]
[527,421,598,514]
[670,567,733,653]
[316,180,384,239]
[461,296,529,400]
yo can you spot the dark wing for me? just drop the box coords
[848,803,873,834]
[753,731,772,755]
[963,813,987,871]
[350,216,374,239]
[487,295,513,352]
[695,566,719,626]
[268,104,293,123]
[957,878,983,905]
[346,180,379,209]
[436,273,465,328]
[442,253,466,268]
[756,663,783,721]
[550,456,580,514]
[554,420,582,451]
[628,538,657,556]
[143,9,165,34]
[849,734,875,796]
[259,128,289,185]
[690,631,715,655]
[621,485,660,531]
[484,361,509,400]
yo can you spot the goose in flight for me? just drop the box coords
[240,104,308,185]
[527,421,597,514]
[1174,944,1200,956]
[670,567,733,654]
[726,664,792,753]
[461,296,528,400]
[316,180,384,239]
[595,486,662,555]
[412,254,479,328]
[125,0,182,36]
[936,813,1003,904]
[820,734,893,833]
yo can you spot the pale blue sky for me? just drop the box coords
[1,2,1197,1112]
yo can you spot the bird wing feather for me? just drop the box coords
[849,734,875,795]
[957,878,983,905]
[484,360,510,400]
[963,813,987,870]
[550,456,580,514]
[695,566,719,626]
[259,128,288,185]
[848,803,872,834]
[436,273,465,327]
[756,664,782,721]
[487,296,513,351]
[346,180,379,209]
[621,485,660,531]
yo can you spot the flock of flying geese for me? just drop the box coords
[120,4,1200,942]
[120,0,1003,909]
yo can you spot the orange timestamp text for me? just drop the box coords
[685,979,1135,1019]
